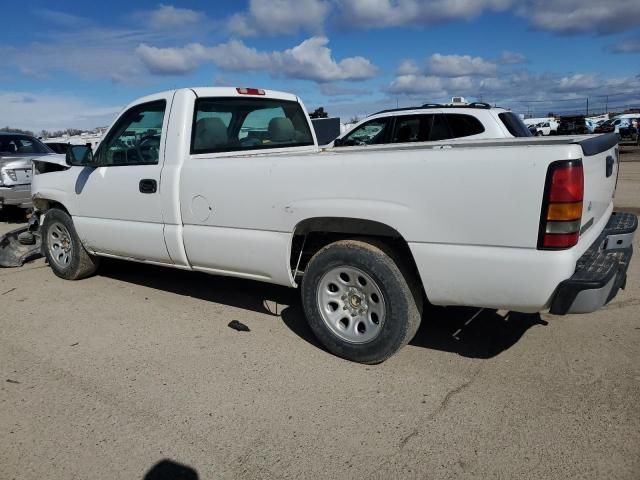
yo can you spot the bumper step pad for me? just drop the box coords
[550,211,636,315]
[603,211,638,250]
[605,211,638,235]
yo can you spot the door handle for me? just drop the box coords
[605,155,614,178]
[139,179,157,194]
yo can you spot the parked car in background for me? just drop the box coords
[594,120,615,135]
[557,116,589,135]
[611,114,639,135]
[585,114,609,133]
[535,120,558,136]
[1,132,54,211]
[619,118,639,141]
[332,102,531,147]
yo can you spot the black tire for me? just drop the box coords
[301,239,423,364]
[42,208,99,280]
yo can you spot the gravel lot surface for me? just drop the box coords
[2,147,640,479]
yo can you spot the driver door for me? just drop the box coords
[73,96,173,263]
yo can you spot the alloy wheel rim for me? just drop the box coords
[316,266,386,344]
[48,221,73,269]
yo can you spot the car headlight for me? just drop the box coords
[5,169,17,182]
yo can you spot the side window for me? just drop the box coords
[191,97,314,154]
[16,138,36,153]
[98,100,166,166]
[341,118,391,146]
[393,115,434,143]
[498,112,532,137]
[430,115,452,141]
[445,114,485,138]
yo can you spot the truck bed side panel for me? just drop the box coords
[180,142,582,297]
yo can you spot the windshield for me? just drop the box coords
[0,134,53,154]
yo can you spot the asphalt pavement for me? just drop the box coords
[1,151,639,479]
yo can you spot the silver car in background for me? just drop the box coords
[0,132,54,211]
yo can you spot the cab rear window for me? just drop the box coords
[191,98,314,154]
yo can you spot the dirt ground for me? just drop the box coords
[1,148,639,479]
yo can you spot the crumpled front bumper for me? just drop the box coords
[549,211,637,315]
[0,184,32,208]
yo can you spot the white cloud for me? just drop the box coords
[607,37,640,54]
[136,43,208,75]
[396,59,420,75]
[318,84,371,96]
[427,53,497,77]
[385,68,640,111]
[554,74,601,92]
[274,37,376,81]
[498,51,526,64]
[146,4,205,29]
[33,8,85,26]
[228,0,330,36]
[517,0,640,35]
[0,91,121,132]
[136,36,377,82]
[387,74,447,95]
[334,0,639,36]
[338,0,512,28]
[0,25,166,83]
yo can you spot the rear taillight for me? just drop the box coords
[538,160,584,250]
[236,87,265,95]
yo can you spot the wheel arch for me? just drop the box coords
[289,216,425,298]
[33,197,71,216]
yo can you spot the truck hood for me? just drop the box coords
[30,153,68,168]
[0,157,33,170]
[0,153,63,168]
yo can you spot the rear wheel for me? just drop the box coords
[42,208,99,280]
[301,239,422,364]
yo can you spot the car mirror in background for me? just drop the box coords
[65,145,95,166]
[333,138,344,147]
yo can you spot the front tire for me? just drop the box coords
[301,240,423,364]
[42,208,99,280]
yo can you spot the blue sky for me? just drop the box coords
[1,0,639,131]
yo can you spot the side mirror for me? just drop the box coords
[65,145,95,166]
[333,137,344,147]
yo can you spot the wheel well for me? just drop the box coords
[33,199,69,215]
[290,217,424,293]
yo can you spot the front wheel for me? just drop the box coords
[42,208,99,280]
[301,240,423,364]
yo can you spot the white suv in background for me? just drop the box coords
[333,102,531,147]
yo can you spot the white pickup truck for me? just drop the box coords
[31,87,637,363]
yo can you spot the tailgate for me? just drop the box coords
[574,133,619,235]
